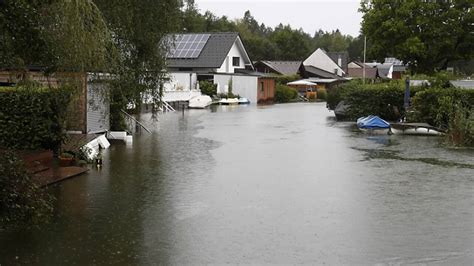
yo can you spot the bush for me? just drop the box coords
[275,84,298,103]
[0,84,72,151]
[0,150,54,228]
[199,80,217,97]
[327,80,406,120]
[317,88,327,101]
[411,87,474,146]
[274,74,301,86]
[410,87,474,126]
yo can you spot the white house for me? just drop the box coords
[162,32,263,103]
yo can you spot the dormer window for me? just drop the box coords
[233,57,240,67]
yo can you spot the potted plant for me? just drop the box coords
[59,151,75,167]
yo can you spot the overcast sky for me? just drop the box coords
[194,0,363,37]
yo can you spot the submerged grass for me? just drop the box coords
[353,147,474,169]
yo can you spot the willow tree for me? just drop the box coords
[0,0,114,74]
[93,0,183,128]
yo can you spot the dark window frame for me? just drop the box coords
[232,57,240,67]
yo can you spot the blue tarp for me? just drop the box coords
[357,115,390,129]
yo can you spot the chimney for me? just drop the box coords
[337,55,342,67]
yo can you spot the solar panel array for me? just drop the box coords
[167,34,211,59]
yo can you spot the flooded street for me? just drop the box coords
[1,103,473,265]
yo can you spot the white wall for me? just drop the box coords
[216,41,246,74]
[214,74,258,103]
[303,48,345,76]
[163,72,198,91]
[87,82,110,133]
[162,72,201,102]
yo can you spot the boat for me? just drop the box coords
[188,95,212,109]
[238,97,250,104]
[390,123,444,136]
[357,115,391,134]
[218,98,239,105]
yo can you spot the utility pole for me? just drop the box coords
[363,35,366,84]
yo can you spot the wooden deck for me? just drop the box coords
[18,149,89,187]
[32,166,89,187]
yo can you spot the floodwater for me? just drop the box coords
[1,103,473,265]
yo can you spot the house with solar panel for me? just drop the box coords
[162,32,275,104]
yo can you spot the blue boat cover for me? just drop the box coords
[357,115,390,129]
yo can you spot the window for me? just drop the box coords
[232,57,240,67]
[260,81,265,93]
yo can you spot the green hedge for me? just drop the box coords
[0,85,72,151]
[327,80,405,121]
[275,84,298,103]
[410,87,474,146]
[410,87,474,127]
[327,80,430,121]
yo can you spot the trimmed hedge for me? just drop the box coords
[0,85,72,151]
[327,80,430,121]
[327,80,405,121]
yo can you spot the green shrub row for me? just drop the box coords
[410,87,474,127]
[327,80,406,120]
[275,84,298,103]
[326,80,433,121]
[0,85,72,151]
[410,87,474,146]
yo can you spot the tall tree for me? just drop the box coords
[93,0,182,126]
[0,0,111,73]
[360,0,473,73]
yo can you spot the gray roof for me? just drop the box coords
[450,80,474,89]
[393,65,407,72]
[327,52,349,73]
[166,32,240,68]
[377,64,392,79]
[256,61,302,75]
[348,67,378,79]
[303,65,344,80]
[384,57,403,65]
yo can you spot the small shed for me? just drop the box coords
[257,76,276,104]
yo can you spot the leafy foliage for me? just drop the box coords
[327,80,405,120]
[0,0,114,73]
[93,0,182,126]
[0,85,72,151]
[410,87,474,127]
[360,0,474,73]
[275,84,298,103]
[274,74,302,86]
[199,80,217,97]
[0,150,53,228]
[411,88,474,146]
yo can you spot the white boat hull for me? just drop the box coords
[391,127,443,136]
[218,98,239,105]
[188,95,212,109]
